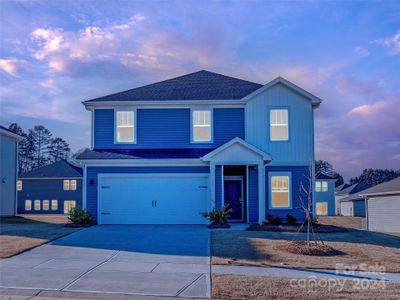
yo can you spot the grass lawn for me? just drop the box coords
[212,230,400,272]
[0,215,83,258]
[212,274,400,300]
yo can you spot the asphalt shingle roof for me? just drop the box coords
[84,70,263,103]
[19,160,82,178]
[359,177,400,195]
[337,182,370,196]
[316,173,336,180]
[76,148,215,160]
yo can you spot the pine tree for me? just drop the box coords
[48,137,71,162]
[29,125,52,168]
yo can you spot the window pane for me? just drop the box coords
[270,109,288,141]
[17,180,22,191]
[64,200,76,214]
[43,200,49,210]
[34,200,41,211]
[116,111,135,142]
[193,110,211,126]
[194,126,211,142]
[51,200,58,210]
[25,200,31,211]
[271,125,288,141]
[272,191,289,207]
[193,110,211,142]
[70,180,77,191]
[117,127,134,142]
[316,202,328,215]
[271,175,290,207]
[315,181,321,192]
[63,180,69,190]
[322,181,328,192]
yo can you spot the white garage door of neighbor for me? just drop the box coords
[341,202,353,216]
[98,174,209,224]
[368,195,400,233]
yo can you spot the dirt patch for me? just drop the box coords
[212,230,400,272]
[247,223,348,233]
[212,274,400,300]
[0,215,82,258]
[283,240,342,256]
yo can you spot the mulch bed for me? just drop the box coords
[246,223,348,233]
[283,240,342,256]
[64,223,93,228]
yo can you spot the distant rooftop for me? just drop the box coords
[19,160,82,178]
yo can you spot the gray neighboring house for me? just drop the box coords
[0,125,23,216]
[336,182,370,216]
[361,177,400,233]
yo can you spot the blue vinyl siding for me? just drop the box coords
[353,199,366,217]
[215,166,222,209]
[17,179,82,214]
[265,166,310,222]
[94,108,244,149]
[86,166,210,222]
[248,166,259,223]
[314,179,336,216]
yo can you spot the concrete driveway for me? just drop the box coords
[0,225,211,298]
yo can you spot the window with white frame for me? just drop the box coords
[315,181,321,192]
[116,110,135,143]
[64,200,76,214]
[25,200,31,211]
[34,200,41,211]
[192,110,212,142]
[70,180,77,191]
[63,180,70,190]
[316,202,328,215]
[270,109,289,141]
[17,180,22,191]
[51,199,58,211]
[271,175,290,208]
[322,181,328,192]
[43,200,49,211]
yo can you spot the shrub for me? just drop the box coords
[68,207,93,224]
[267,214,282,225]
[202,204,232,225]
[304,217,319,227]
[287,214,297,225]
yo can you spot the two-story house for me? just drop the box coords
[76,70,321,224]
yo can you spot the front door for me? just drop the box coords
[224,178,243,221]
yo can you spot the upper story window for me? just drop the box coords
[270,174,291,208]
[192,109,212,143]
[64,179,77,191]
[315,181,328,192]
[17,180,22,191]
[63,180,70,190]
[116,110,135,143]
[270,109,289,141]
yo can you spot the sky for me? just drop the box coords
[0,0,399,180]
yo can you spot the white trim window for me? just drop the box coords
[271,176,290,208]
[51,199,58,211]
[270,109,289,141]
[63,180,70,190]
[315,181,321,192]
[192,110,212,142]
[17,180,22,191]
[43,200,49,211]
[64,200,76,214]
[70,180,77,191]
[34,200,41,211]
[116,110,135,143]
[25,200,31,211]
[316,202,328,215]
[322,181,328,192]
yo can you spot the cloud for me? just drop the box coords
[354,46,370,58]
[40,79,62,94]
[0,58,29,76]
[348,101,388,116]
[371,31,400,56]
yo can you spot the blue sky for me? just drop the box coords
[0,0,399,180]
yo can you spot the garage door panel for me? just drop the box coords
[98,174,209,225]
[368,196,400,233]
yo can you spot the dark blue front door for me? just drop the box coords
[224,179,243,220]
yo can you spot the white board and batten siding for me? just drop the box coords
[340,201,353,216]
[98,173,209,225]
[368,195,400,233]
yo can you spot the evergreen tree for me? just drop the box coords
[29,125,52,168]
[48,137,71,162]
[315,160,344,187]
[350,169,400,186]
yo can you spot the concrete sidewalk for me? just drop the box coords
[213,265,400,282]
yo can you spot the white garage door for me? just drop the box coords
[340,201,353,216]
[368,195,400,233]
[98,173,209,224]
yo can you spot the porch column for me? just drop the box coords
[258,162,266,223]
[210,162,216,210]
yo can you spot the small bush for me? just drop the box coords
[304,217,319,227]
[202,204,232,225]
[286,214,297,225]
[68,207,93,224]
[266,214,282,225]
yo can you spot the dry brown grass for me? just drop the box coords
[0,215,82,258]
[212,274,400,300]
[212,230,400,272]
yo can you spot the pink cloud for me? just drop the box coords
[348,101,388,116]
[0,58,29,76]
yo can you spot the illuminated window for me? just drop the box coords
[43,200,49,211]
[316,202,328,215]
[64,200,76,214]
[322,181,328,192]
[63,180,70,190]
[70,180,77,191]
[25,200,31,211]
[51,199,58,210]
[271,175,290,208]
[192,110,212,142]
[270,109,289,141]
[17,180,22,191]
[315,181,321,192]
[34,200,41,211]
[116,111,135,143]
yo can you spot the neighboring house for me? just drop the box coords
[17,160,83,214]
[0,125,23,216]
[314,174,336,216]
[361,177,400,233]
[76,70,322,225]
[337,182,370,216]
